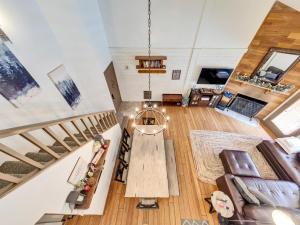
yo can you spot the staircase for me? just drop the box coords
[0,110,118,197]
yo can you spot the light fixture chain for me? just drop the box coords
[131,0,169,136]
[148,0,151,103]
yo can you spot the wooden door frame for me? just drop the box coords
[104,61,122,111]
[264,90,300,137]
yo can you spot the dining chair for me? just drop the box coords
[115,161,128,183]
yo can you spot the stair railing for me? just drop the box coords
[0,110,118,197]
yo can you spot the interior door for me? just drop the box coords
[264,91,300,137]
[104,62,122,111]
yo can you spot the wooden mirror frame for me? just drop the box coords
[251,47,300,84]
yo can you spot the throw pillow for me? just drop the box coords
[232,176,260,205]
[248,187,276,207]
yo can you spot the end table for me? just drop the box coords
[205,191,234,218]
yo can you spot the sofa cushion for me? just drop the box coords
[248,186,276,207]
[232,176,260,205]
[257,140,300,186]
[240,176,300,209]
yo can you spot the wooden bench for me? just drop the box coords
[165,139,179,196]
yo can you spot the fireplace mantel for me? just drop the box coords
[234,74,293,96]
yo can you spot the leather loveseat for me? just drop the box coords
[216,174,300,225]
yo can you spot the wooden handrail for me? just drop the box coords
[0,110,114,139]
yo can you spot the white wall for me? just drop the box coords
[0,125,121,225]
[195,0,275,48]
[111,48,191,101]
[183,49,248,93]
[0,0,114,130]
[99,0,275,101]
[98,0,206,48]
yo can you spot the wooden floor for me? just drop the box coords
[65,106,272,225]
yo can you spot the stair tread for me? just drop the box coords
[0,161,36,175]
[25,152,54,163]
[74,133,88,138]
[83,130,94,136]
[64,140,78,146]
[48,145,69,153]
[64,136,85,143]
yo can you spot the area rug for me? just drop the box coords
[190,130,278,184]
[181,219,209,225]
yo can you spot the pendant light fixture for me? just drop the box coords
[131,0,169,135]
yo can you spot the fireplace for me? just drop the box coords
[228,94,267,118]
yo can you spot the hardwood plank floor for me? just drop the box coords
[65,106,271,225]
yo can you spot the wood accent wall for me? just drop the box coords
[226,1,300,120]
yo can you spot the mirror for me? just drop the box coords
[252,48,300,84]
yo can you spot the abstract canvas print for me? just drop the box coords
[0,42,40,107]
[48,65,81,109]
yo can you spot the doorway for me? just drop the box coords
[264,91,300,137]
[104,62,122,111]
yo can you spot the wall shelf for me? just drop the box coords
[232,78,291,96]
[75,140,111,210]
[135,56,167,74]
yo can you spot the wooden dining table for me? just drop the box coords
[125,125,169,199]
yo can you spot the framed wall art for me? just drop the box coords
[172,70,181,80]
[48,65,81,109]
[0,42,40,107]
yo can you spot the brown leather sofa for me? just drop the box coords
[257,140,300,186]
[217,148,300,225]
[216,174,300,225]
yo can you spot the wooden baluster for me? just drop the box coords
[81,118,95,138]
[70,120,89,141]
[98,113,108,130]
[88,116,100,134]
[20,133,60,159]
[111,111,118,124]
[43,127,73,152]
[94,115,104,132]
[106,112,114,127]
[0,172,22,183]
[59,123,82,146]
[102,113,111,128]
[0,143,44,169]
[110,111,117,125]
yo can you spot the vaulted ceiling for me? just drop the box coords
[98,0,277,49]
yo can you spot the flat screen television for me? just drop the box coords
[197,68,233,85]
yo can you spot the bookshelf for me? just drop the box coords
[135,56,167,74]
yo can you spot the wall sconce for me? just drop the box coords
[0,27,11,43]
